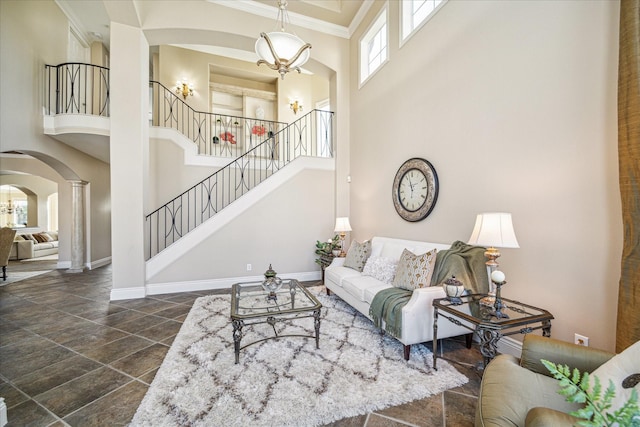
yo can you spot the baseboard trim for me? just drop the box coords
[57,261,71,269]
[110,287,146,300]
[146,270,322,296]
[497,336,523,358]
[88,256,111,270]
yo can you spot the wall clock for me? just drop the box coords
[392,158,439,222]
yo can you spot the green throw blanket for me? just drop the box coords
[430,240,489,294]
[369,241,489,337]
[369,287,411,339]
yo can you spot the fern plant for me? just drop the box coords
[541,359,640,427]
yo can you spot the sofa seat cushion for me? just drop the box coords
[363,282,394,304]
[342,275,387,302]
[325,266,361,287]
[34,242,55,250]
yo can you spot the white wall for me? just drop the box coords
[0,0,113,267]
[148,167,335,284]
[349,0,621,351]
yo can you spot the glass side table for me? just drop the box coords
[432,294,554,369]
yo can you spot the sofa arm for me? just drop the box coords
[520,334,614,377]
[16,240,35,260]
[328,257,346,268]
[525,407,579,427]
[400,286,470,344]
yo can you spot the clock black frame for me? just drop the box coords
[392,158,439,222]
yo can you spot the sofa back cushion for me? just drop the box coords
[343,240,371,272]
[392,248,438,290]
[371,236,450,260]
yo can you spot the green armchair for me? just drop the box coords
[475,334,615,427]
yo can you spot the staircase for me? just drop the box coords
[44,63,335,260]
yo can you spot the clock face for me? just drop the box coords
[399,169,428,212]
[392,158,439,222]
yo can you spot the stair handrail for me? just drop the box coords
[150,80,287,158]
[145,108,334,259]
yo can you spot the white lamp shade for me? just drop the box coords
[255,32,310,69]
[468,213,519,248]
[334,217,352,233]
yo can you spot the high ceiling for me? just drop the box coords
[57,0,367,52]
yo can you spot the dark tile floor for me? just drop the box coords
[0,259,484,427]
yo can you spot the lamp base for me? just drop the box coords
[480,293,496,306]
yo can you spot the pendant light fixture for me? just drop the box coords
[255,0,311,79]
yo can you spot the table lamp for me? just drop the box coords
[467,212,519,303]
[334,217,352,257]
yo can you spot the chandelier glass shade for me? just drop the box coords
[255,0,311,79]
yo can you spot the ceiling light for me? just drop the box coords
[255,0,311,79]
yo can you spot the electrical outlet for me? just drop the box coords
[574,333,589,347]
[246,264,252,271]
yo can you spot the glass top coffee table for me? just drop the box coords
[433,294,554,369]
[230,279,322,364]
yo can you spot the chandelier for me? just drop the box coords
[255,0,311,79]
[0,200,23,215]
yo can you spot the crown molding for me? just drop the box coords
[207,0,350,39]
[348,0,375,38]
[54,0,91,47]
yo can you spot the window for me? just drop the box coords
[360,6,388,86]
[401,0,447,43]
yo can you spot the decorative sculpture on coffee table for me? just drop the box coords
[490,270,508,318]
[262,264,283,301]
[443,276,465,305]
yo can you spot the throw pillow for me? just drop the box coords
[46,231,59,241]
[589,339,640,412]
[13,234,25,241]
[33,233,48,243]
[39,233,54,242]
[343,240,371,272]
[392,248,438,290]
[362,256,398,284]
[21,234,37,242]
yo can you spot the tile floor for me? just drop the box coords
[0,259,484,427]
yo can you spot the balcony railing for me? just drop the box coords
[45,63,110,116]
[145,108,334,259]
[149,81,288,158]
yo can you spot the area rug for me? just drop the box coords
[130,287,468,427]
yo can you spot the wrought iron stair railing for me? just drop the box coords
[44,64,287,160]
[145,108,334,259]
[149,81,287,158]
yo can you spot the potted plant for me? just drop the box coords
[315,235,341,267]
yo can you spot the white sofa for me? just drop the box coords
[9,231,59,260]
[324,236,475,360]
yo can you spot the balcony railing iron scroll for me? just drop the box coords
[145,108,334,259]
[45,63,110,116]
[150,81,288,158]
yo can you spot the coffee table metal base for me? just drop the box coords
[232,309,321,364]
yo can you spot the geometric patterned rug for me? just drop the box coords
[130,286,468,427]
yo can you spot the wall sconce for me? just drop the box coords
[175,80,194,99]
[289,100,303,115]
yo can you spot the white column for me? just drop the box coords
[109,22,149,299]
[68,180,86,273]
